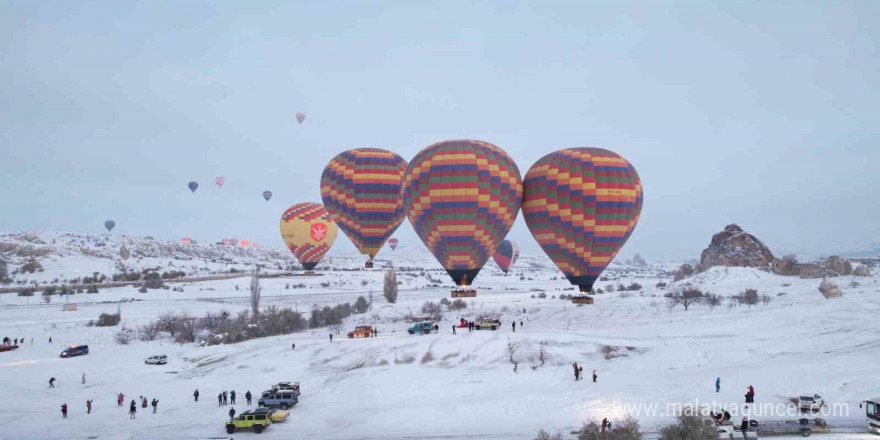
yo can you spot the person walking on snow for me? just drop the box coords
[86,400,92,414]
[49,377,56,388]
[715,377,721,393]
[291,342,296,350]
[193,389,199,402]
[329,333,333,343]
[229,407,236,420]
[151,399,158,413]
[512,321,516,332]
[61,403,68,418]
[223,391,228,405]
[245,391,252,405]
[230,390,236,405]
[117,393,124,406]
[573,362,580,381]
[592,369,597,383]
[129,400,137,419]
[217,393,222,406]
[82,373,85,385]
[141,397,148,408]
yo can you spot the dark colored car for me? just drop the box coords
[60,345,89,358]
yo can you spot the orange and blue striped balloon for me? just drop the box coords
[403,140,522,286]
[522,148,643,292]
[320,148,408,261]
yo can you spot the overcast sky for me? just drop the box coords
[1,1,878,261]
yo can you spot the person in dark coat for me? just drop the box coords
[230,390,236,405]
[151,399,158,413]
[592,369,598,383]
[601,418,609,433]
[573,362,580,381]
[217,393,223,406]
[87,400,92,414]
[129,400,137,419]
[61,403,68,418]
[512,322,516,332]
[291,342,296,350]
[49,377,56,388]
[716,377,721,393]
[222,391,228,405]
[740,418,748,432]
[194,389,199,402]
[452,325,456,335]
[229,407,236,420]
[245,391,252,405]
[329,333,333,343]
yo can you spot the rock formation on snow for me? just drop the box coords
[630,254,647,267]
[673,263,694,281]
[697,224,775,272]
[818,278,843,299]
[771,254,800,276]
[853,264,872,277]
[825,256,853,276]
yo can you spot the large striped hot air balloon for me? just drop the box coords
[321,148,408,267]
[522,148,643,299]
[403,140,522,289]
[279,203,338,271]
[492,240,519,274]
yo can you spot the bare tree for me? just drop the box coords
[665,287,704,311]
[156,312,178,337]
[114,327,134,345]
[383,269,398,303]
[249,271,261,321]
[704,294,723,311]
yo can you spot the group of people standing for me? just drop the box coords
[572,362,597,382]
[2,336,28,346]
[59,394,158,419]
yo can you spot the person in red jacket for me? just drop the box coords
[61,403,68,419]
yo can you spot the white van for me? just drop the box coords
[145,354,168,365]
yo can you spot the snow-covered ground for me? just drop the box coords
[1,233,878,439]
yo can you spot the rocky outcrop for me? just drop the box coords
[825,256,853,276]
[674,264,694,281]
[799,263,827,279]
[630,254,647,267]
[853,264,872,277]
[772,254,800,276]
[698,224,775,272]
[818,278,843,299]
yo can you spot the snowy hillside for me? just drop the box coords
[0,233,878,440]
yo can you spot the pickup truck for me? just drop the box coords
[348,325,374,338]
[475,319,501,330]
[225,408,273,434]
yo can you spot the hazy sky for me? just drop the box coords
[2,1,878,261]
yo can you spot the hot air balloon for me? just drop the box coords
[181,238,192,245]
[522,148,643,304]
[188,181,199,193]
[241,240,250,247]
[263,191,272,202]
[402,140,522,296]
[296,112,306,124]
[279,203,338,272]
[388,238,399,251]
[215,177,225,188]
[492,240,519,274]
[104,220,116,233]
[320,148,408,268]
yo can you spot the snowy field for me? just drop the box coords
[1,234,879,439]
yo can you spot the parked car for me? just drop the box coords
[475,319,501,330]
[348,325,374,338]
[60,345,89,358]
[408,322,434,335]
[225,408,273,434]
[258,390,298,410]
[145,354,167,365]
[798,394,825,411]
[268,382,300,397]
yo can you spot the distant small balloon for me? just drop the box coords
[388,238,399,251]
[104,220,116,232]
[263,191,273,202]
[216,177,225,188]
[296,112,306,124]
[188,181,199,193]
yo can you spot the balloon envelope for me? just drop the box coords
[215,177,225,188]
[188,181,199,193]
[104,220,115,232]
[321,148,407,261]
[492,240,519,273]
[263,191,273,201]
[522,148,643,293]
[402,139,522,286]
[279,203,338,270]
[181,238,192,244]
[388,238,399,251]
[296,112,306,124]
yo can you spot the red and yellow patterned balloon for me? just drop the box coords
[279,203,338,270]
[403,139,522,286]
[522,148,643,293]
